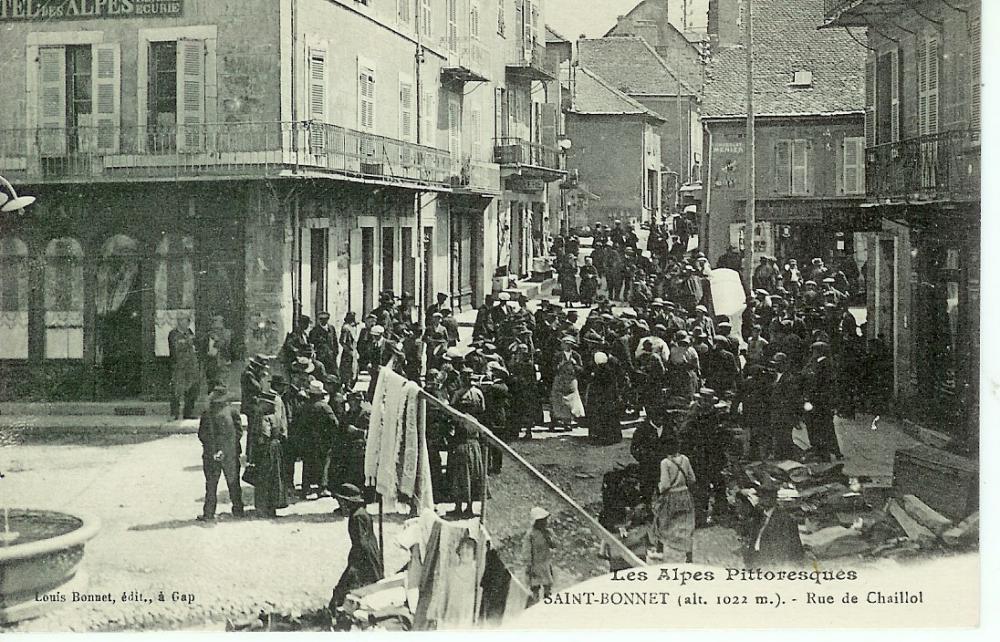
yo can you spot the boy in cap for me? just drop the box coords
[197,386,245,521]
[308,311,339,376]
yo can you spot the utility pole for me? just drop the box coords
[743,0,755,290]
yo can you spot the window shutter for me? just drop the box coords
[448,97,461,157]
[399,76,414,142]
[38,46,67,156]
[358,59,376,132]
[398,0,410,25]
[791,139,809,195]
[541,102,557,147]
[92,43,121,153]
[890,48,900,142]
[774,140,791,194]
[471,0,481,40]
[843,136,864,195]
[420,0,432,38]
[470,107,482,160]
[422,88,436,147]
[308,48,327,154]
[864,59,876,147]
[926,36,939,135]
[971,18,981,129]
[176,38,206,151]
[447,0,458,52]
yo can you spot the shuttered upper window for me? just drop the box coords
[309,48,327,153]
[971,18,981,129]
[420,0,432,38]
[358,58,376,132]
[917,33,939,136]
[774,139,811,196]
[843,136,865,195]
[399,74,414,142]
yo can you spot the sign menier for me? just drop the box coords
[1,0,183,20]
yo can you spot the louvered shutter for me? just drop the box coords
[398,0,410,25]
[176,39,205,151]
[420,0,432,38]
[890,48,900,142]
[864,59,876,147]
[541,103,557,148]
[843,136,864,195]
[92,43,120,153]
[422,88,435,147]
[38,46,67,156]
[399,77,414,142]
[447,0,458,52]
[791,140,809,195]
[309,48,327,154]
[471,0,481,40]
[358,59,376,132]
[971,19,981,129]
[470,107,482,160]
[926,36,938,134]
[774,140,791,194]
[448,97,461,157]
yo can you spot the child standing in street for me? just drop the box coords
[523,507,555,603]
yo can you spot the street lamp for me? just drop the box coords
[0,175,35,213]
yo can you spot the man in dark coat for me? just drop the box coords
[631,410,685,503]
[309,311,340,376]
[604,248,625,302]
[704,338,741,396]
[296,381,339,499]
[767,353,802,460]
[682,388,731,526]
[330,484,383,611]
[169,315,201,419]
[743,483,804,567]
[473,294,495,340]
[585,352,628,445]
[199,314,232,390]
[481,364,512,474]
[197,386,245,521]
[802,341,843,460]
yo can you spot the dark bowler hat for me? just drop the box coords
[334,483,365,504]
[317,311,331,320]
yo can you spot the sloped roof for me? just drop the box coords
[545,25,570,43]
[578,36,697,97]
[571,66,666,122]
[603,0,702,54]
[702,0,865,118]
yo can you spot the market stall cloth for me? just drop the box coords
[412,516,490,630]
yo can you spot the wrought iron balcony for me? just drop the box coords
[506,41,558,82]
[866,129,980,203]
[441,37,490,83]
[0,122,452,188]
[450,155,501,194]
[494,137,560,170]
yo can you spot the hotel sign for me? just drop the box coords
[1,0,183,20]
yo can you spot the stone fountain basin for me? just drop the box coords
[0,509,100,624]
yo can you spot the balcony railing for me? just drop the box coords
[450,155,501,194]
[493,137,560,172]
[866,130,980,203]
[442,37,490,83]
[506,41,558,81]
[0,122,452,187]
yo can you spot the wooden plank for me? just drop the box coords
[886,498,936,545]
[416,386,646,568]
[901,494,953,536]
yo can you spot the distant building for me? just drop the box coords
[701,0,867,272]
[563,66,665,229]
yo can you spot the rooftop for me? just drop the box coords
[577,35,697,97]
[702,0,865,119]
[570,65,666,122]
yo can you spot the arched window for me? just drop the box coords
[45,237,85,359]
[154,235,195,356]
[0,237,30,359]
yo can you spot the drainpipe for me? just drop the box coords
[415,0,425,325]
[291,0,299,172]
[703,123,712,251]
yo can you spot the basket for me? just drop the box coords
[893,444,978,521]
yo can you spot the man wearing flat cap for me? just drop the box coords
[197,386,245,521]
[684,388,732,526]
[801,341,842,461]
[309,311,339,377]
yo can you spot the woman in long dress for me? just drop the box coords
[652,433,697,563]
[585,351,627,445]
[249,396,288,518]
[557,252,579,307]
[447,368,486,517]
[549,336,585,430]
[339,312,360,390]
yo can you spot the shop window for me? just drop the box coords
[0,237,29,359]
[44,237,85,359]
[154,235,195,356]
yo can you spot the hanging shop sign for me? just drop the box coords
[1,0,183,21]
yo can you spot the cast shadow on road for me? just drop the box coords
[127,510,354,531]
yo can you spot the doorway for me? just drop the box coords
[361,227,374,315]
[381,226,395,294]
[96,235,144,398]
[310,228,329,318]
[422,226,434,317]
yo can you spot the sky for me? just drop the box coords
[544,0,642,40]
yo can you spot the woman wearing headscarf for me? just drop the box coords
[549,336,585,431]
[585,351,628,445]
[447,368,486,517]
